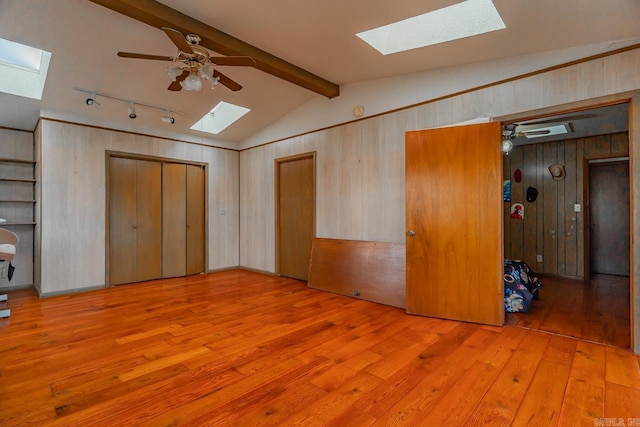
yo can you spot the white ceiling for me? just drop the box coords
[0,0,638,146]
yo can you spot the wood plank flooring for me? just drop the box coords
[1,270,639,426]
[505,274,630,349]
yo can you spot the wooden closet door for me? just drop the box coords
[277,154,315,280]
[109,157,138,285]
[186,164,205,275]
[136,159,163,282]
[162,163,187,278]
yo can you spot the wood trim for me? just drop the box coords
[87,0,339,98]
[40,118,237,152]
[107,150,207,167]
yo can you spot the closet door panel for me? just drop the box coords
[136,159,163,282]
[109,157,138,285]
[162,163,187,278]
[186,164,205,275]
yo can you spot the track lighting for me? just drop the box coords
[128,102,137,119]
[75,88,183,122]
[85,93,99,106]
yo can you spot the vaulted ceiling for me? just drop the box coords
[0,0,638,146]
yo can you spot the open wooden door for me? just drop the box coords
[405,122,504,325]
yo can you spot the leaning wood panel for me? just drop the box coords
[307,238,406,309]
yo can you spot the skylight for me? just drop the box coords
[0,37,51,100]
[356,0,506,55]
[523,124,570,139]
[190,101,251,135]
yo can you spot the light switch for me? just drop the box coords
[536,254,543,262]
[574,204,581,213]
[220,208,226,215]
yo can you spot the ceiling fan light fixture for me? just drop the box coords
[199,63,213,79]
[502,138,513,154]
[167,66,183,81]
[180,71,202,91]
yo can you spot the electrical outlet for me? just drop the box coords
[219,208,226,215]
[574,204,581,213]
[536,254,543,263]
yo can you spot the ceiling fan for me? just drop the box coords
[117,27,256,92]
[505,113,597,137]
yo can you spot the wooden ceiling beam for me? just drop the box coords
[87,0,340,98]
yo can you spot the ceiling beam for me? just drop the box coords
[87,0,340,98]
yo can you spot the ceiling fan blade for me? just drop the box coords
[118,52,174,61]
[517,130,551,136]
[162,27,194,54]
[168,70,189,91]
[209,56,256,67]
[213,70,242,91]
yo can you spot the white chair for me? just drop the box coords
[0,228,18,318]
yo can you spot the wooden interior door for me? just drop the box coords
[186,164,205,275]
[589,161,630,276]
[109,157,138,285]
[162,163,187,278]
[277,153,315,280]
[405,122,504,326]
[135,159,162,282]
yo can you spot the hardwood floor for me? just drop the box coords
[1,270,639,426]
[505,274,631,349]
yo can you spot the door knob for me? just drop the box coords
[407,230,415,237]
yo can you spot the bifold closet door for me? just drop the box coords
[162,163,187,278]
[109,157,162,285]
[186,164,205,275]
[162,163,205,278]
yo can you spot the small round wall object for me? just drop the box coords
[353,105,364,118]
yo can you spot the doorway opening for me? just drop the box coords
[501,102,631,348]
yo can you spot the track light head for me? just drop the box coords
[85,97,94,106]
[161,116,175,124]
[128,102,137,119]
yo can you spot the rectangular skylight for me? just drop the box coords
[357,0,506,55]
[190,101,250,135]
[523,124,570,139]
[0,37,51,100]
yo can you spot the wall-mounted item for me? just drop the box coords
[548,163,566,181]
[526,186,538,202]
[514,168,522,183]
[503,180,511,202]
[510,203,524,219]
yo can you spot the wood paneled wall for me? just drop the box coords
[240,49,640,275]
[504,132,629,278]
[36,120,239,295]
[239,48,640,353]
